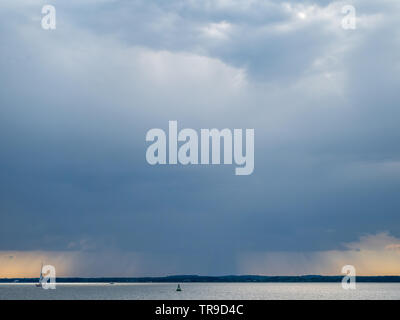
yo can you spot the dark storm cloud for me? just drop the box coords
[1,0,400,275]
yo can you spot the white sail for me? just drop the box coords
[37,263,43,287]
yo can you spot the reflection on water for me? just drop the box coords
[0,283,399,300]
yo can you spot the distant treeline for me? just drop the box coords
[2,275,400,283]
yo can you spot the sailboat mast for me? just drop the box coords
[39,262,43,282]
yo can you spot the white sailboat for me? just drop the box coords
[36,263,43,287]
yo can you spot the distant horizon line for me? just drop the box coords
[2,274,400,283]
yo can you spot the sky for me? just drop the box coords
[1,0,400,277]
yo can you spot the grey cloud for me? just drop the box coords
[0,0,400,275]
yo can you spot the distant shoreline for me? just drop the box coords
[2,275,400,283]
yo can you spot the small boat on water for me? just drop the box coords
[36,263,43,288]
[176,284,182,292]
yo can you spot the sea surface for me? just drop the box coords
[1,283,400,300]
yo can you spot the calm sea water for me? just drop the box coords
[1,283,399,300]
